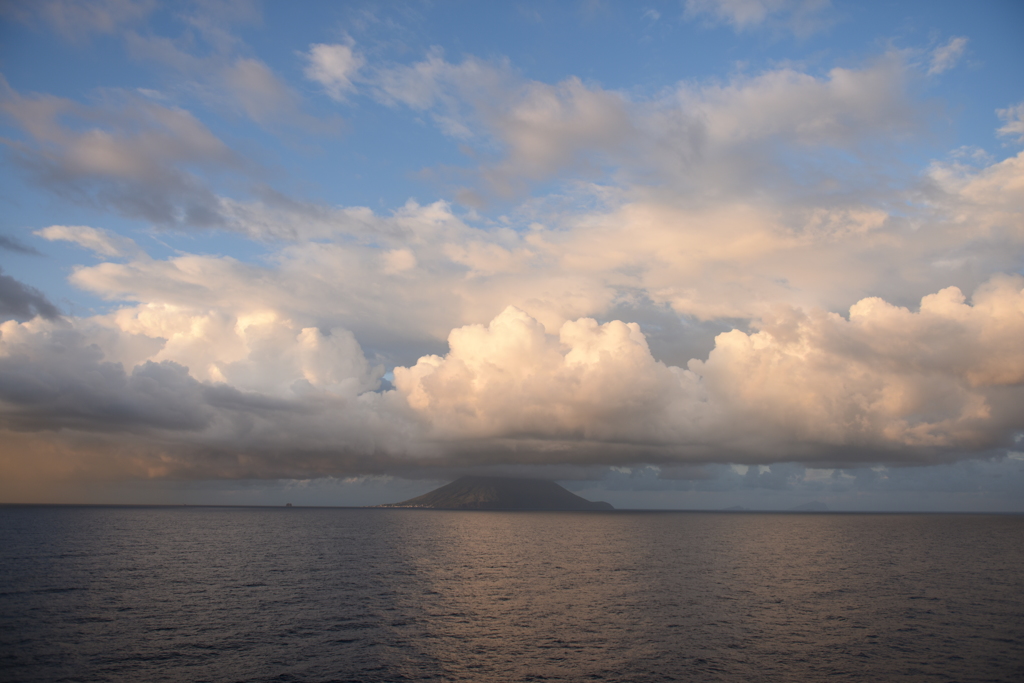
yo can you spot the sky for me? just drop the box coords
[1,0,1023,510]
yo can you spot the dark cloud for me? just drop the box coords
[0,268,61,320]
[0,234,43,255]
[0,325,327,438]
[0,323,415,478]
[0,333,210,432]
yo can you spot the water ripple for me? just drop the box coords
[1,507,1021,682]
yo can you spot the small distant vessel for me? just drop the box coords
[285,503,292,507]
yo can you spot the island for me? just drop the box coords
[379,476,614,511]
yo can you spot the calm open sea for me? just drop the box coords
[1,506,1021,682]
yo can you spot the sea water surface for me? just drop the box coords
[1,506,1022,682]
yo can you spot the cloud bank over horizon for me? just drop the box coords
[2,273,1022,485]
[1,0,1022,506]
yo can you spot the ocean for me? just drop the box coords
[1,506,1021,682]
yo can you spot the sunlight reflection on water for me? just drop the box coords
[1,507,1021,682]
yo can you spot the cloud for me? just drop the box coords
[106,304,385,398]
[125,38,312,128]
[0,77,244,228]
[573,457,1024,511]
[0,315,419,481]
[17,117,1009,479]
[928,36,968,76]
[58,197,624,365]
[395,276,1024,465]
[690,276,1024,456]
[926,150,1024,245]
[997,102,1024,143]
[3,276,1020,483]
[0,327,210,432]
[0,234,43,255]
[0,268,62,321]
[35,225,141,258]
[394,306,703,444]
[2,200,1023,481]
[369,51,633,189]
[369,50,918,200]
[683,0,833,36]
[2,30,1021,494]
[5,0,155,42]
[677,56,914,148]
[54,151,1023,367]
[369,48,511,138]
[220,58,302,125]
[304,42,365,101]
[119,3,327,130]
[482,77,635,194]
[686,0,784,29]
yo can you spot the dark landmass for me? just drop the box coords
[789,501,829,512]
[380,476,614,510]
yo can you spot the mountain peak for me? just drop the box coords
[381,476,613,511]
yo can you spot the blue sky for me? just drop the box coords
[1,0,1023,509]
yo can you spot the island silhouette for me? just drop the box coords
[380,476,613,510]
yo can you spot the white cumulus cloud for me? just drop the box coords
[395,276,1024,463]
